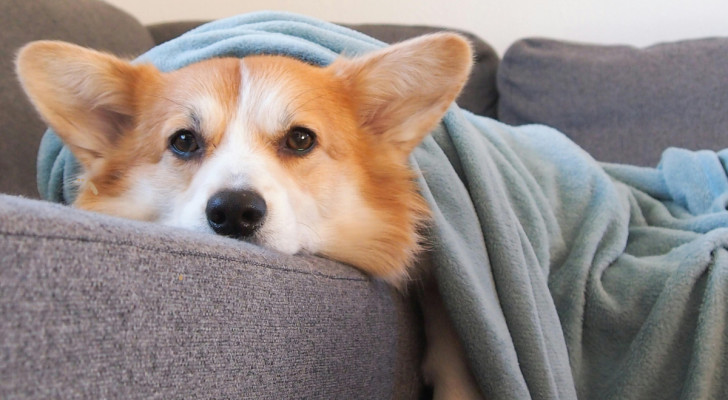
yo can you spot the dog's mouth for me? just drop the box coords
[205,189,267,239]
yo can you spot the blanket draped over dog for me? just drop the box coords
[37,12,728,399]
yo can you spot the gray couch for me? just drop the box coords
[2,0,728,398]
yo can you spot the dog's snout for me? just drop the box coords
[206,189,267,238]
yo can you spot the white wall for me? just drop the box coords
[105,0,728,55]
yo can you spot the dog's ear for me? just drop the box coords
[16,41,160,170]
[331,33,472,155]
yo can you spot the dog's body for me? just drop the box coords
[17,34,483,399]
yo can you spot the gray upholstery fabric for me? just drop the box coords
[497,38,728,166]
[147,21,500,118]
[0,0,154,197]
[148,20,209,45]
[0,194,423,399]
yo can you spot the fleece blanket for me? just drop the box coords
[37,12,728,399]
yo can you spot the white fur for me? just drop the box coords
[157,59,325,255]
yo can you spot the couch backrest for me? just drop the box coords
[15,3,720,195]
[498,38,728,166]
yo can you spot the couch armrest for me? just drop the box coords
[0,195,423,398]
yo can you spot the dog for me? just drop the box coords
[16,33,483,399]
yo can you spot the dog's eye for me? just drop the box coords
[169,129,200,157]
[285,127,316,154]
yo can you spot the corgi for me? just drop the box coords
[16,33,483,399]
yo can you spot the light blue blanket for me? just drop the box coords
[37,12,728,399]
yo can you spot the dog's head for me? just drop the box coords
[16,33,472,282]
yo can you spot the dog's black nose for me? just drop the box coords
[206,189,267,238]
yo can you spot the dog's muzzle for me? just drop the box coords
[205,189,267,239]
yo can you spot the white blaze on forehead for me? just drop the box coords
[238,58,293,136]
[194,93,225,132]
[160,58,324,256]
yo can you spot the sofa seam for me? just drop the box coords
[0,230,369,283]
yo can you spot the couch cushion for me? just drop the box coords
[0,195,423,398]
[0,0,155,197]
[497,38,728,166]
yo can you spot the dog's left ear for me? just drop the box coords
[331,33,472,155]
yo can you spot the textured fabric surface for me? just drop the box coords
[0,194,422,399]
[0,0,154,197]
[497,37,728,166]
[419,112,728,399]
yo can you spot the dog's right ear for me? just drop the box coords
[330,33,472,158]
[16,41,159,170]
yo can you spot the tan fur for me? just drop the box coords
[237,56,436,282]
[16,34,472,282]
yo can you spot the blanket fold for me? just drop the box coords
[37,11,728,399]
